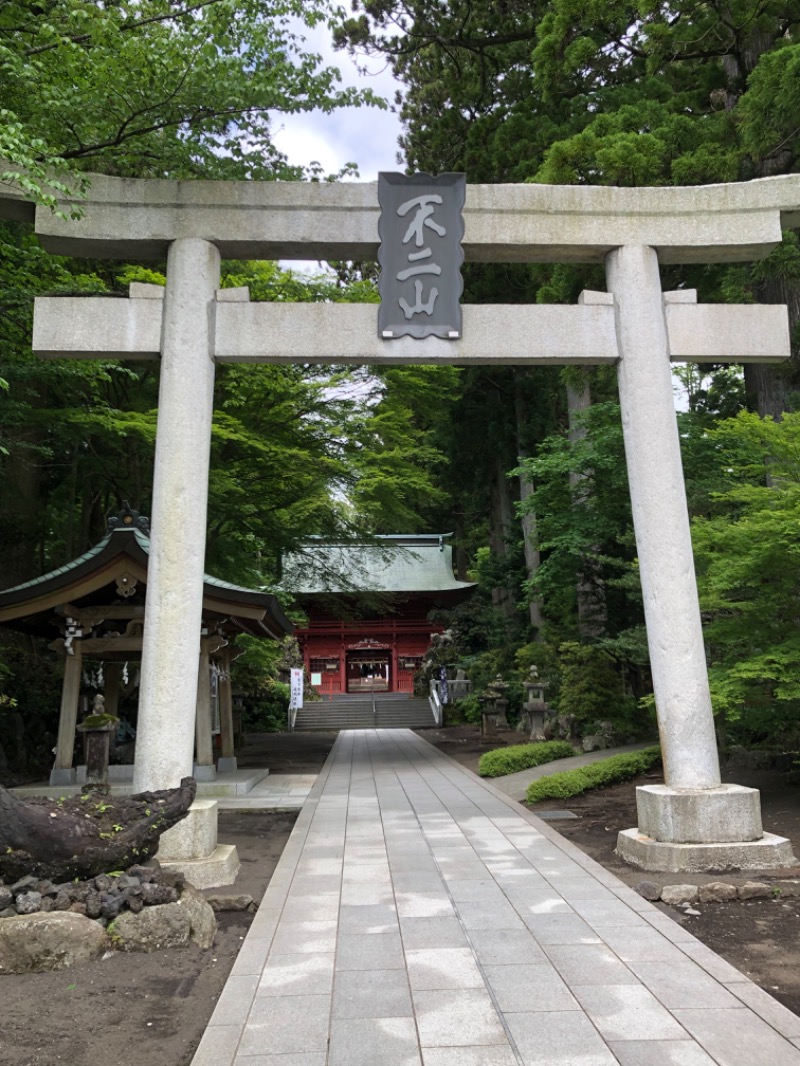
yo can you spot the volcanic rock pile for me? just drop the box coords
[0,863,184,926]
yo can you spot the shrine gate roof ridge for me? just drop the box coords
[282,534,475,596]
[7,171,800,263]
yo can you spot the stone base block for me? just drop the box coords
[635,783,762,844]
[157,799,218,862]
[160,844,240,890]
[217,756,238,774]
[49,768,76,786]
[76,764,134,785]
[617,829,796,873]
[193,763,217,782]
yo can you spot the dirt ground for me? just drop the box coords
[0,732,337,1066]
[421,724,800,1019]
[3,726,800,1064]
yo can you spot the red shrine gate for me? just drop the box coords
[283,535,475,697]
[297,619,433,696]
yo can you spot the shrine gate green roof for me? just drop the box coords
[282,535,475,596]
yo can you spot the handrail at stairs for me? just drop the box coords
[429,681,443,726]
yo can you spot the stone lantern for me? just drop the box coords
[76,694,119,791]
[479,674,510,736]
[522,666,549,741]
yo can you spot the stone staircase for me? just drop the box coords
[293,696,436,731]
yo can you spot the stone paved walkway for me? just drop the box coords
[192,729,800,1066]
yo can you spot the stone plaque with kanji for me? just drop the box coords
[378,172,466,340]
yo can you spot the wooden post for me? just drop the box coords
[194,640,215,781]
[51,642,83,785]
[104,662,122,717]
[217,650,237,773]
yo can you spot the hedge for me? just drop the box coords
[525,746,662,803]
[478,740,577,778]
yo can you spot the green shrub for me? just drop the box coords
[456,692,482,724]
[557,642,627,725]
[242,680,290,733]
[525,746,662,803]
[479,740,576,778]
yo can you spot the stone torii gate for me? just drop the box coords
[13,172,800,872]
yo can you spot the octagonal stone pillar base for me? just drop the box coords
[636,783,762,843]
[617,784,796,873]
[617,829,795,873]
[156,799,240,889]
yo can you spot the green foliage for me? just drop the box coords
[352,365,462,533]
[516,400,642,645]
[478,740,576,778]
[1,0,383,205]
[525,747,662,804]
[452,693,482,724]
[556,642,630,725]
[242,681,291,733]
[691,411,800,746]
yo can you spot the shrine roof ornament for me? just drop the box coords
[107,501,150,535]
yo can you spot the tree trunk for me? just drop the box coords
[1,438,43,585]
[513,378,545,636]
[566,382,608,639]
[489,453,517,621]
[744,274,800,418]
[0,778,197,882]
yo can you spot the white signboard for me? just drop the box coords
[289,668,304,711]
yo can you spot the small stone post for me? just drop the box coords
[522,666,548,742]
[77,696,118,790]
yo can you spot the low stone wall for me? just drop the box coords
[0,864,217,972]
[635,878,800,906]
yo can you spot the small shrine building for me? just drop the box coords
[0,505,292,785]
[284,535,474,696]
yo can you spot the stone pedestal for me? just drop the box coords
[521,708,547,742]
[617,784,796,872]
[79,722,116,789]
[156,800,239,889]
[50,768,77,787]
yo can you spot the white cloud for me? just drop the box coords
[273,19,404,181]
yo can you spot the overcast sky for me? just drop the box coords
[273,20,404,181]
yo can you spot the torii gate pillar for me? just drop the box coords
[134,238,220,795]
[606,246,790,870]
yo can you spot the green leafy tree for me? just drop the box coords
[692,411,800,747]
[1,0,381,206]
